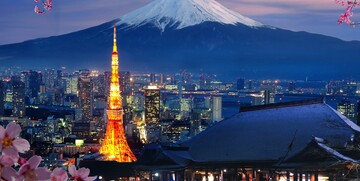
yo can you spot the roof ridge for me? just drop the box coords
[240,98,325,112]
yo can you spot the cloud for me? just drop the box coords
[219,0,345,17]
[223,3,294,15]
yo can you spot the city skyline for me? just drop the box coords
[0,0,359,45]
[0,1,360,180]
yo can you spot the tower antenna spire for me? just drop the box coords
[113,24,117,53]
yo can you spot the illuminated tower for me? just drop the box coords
[100,25,137,162]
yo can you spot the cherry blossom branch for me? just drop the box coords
[34,0,53,14]
[336,0,360,26]
[0,122,96,181]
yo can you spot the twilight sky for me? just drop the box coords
[0,0,359,45]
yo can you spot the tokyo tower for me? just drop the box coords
[99,25,137,162]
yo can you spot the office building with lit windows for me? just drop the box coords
[78,70,93,121]
[145,86,160,125]
[12,81,26,118]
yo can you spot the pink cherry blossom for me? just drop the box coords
[0,155,16,167]
[51,168,68,181]
[34,0,53,14]
[0,122,30,159]
[338,6,354,24]
[35,5,45,14]
[336,0,359,25]
[18,157,27,166]
[0,155,18,181]
[69,165,97,181]
[336,0,346,6]
[18,155,51,181]
[42,0,53,11]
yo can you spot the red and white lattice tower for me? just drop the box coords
[99,25,137,162]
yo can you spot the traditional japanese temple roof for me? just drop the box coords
[182,99,360,164]
[135,99,360,171]
[135,144,192,170]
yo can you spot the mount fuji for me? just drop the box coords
[1,0,360,79]
[118,0,263,31]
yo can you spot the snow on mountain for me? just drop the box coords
[117,0,263,31]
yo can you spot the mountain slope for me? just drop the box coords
[0,0,359,80]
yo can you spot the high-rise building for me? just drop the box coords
[12,81,26,118]
[237,78,245,90]
[181,71,191,85]
[248,80,253,90]
[200,74,211,90]
[357,100,360,125]
[159,74,165,84]
[327,81,342,95]
[21,70,42,101]
[212,96,222,122]
[68,73,80,95]
[120,71,131,93]
[288,81,296,92]
[263,90,271,105]
[165,74,175,84]
[100,25,137,162]
[78,70,93,121]
[0,81,4,116]
[337,100,355,120]
[261,85,275,105]
[145,86,160,125]
[343,81,357,96]
[54,70,63,89]
[150,73,156,84]
[92,73,106,96]
[251,95,263,106]
[44,68,55,92]
[104,71,111,98]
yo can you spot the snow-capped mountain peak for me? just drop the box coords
[117,0,263,31]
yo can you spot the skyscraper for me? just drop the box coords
[337,100,355,120]
[92,73,106,96]
[120,71,131,93]
[64,73,80,95]
[200,74,211,90]
[104,71,111,98]
[100,25,137,162]
[12,81,26,118]
[288,81,296,92]
[144,85,161,143]
[343,81,357,96]
[78,70,93,121]
[44,68,55,92]
[212,96,222,122]
[54,70,63,89]
[0,81,4,116]
[248,80,253,90]
[159,74,165,84]
[145,86,160,125]
[150,73,156,84]
[357,100,360,125]
[21,70,42,101]
[237,78,245,90]
[263,90,271,105]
